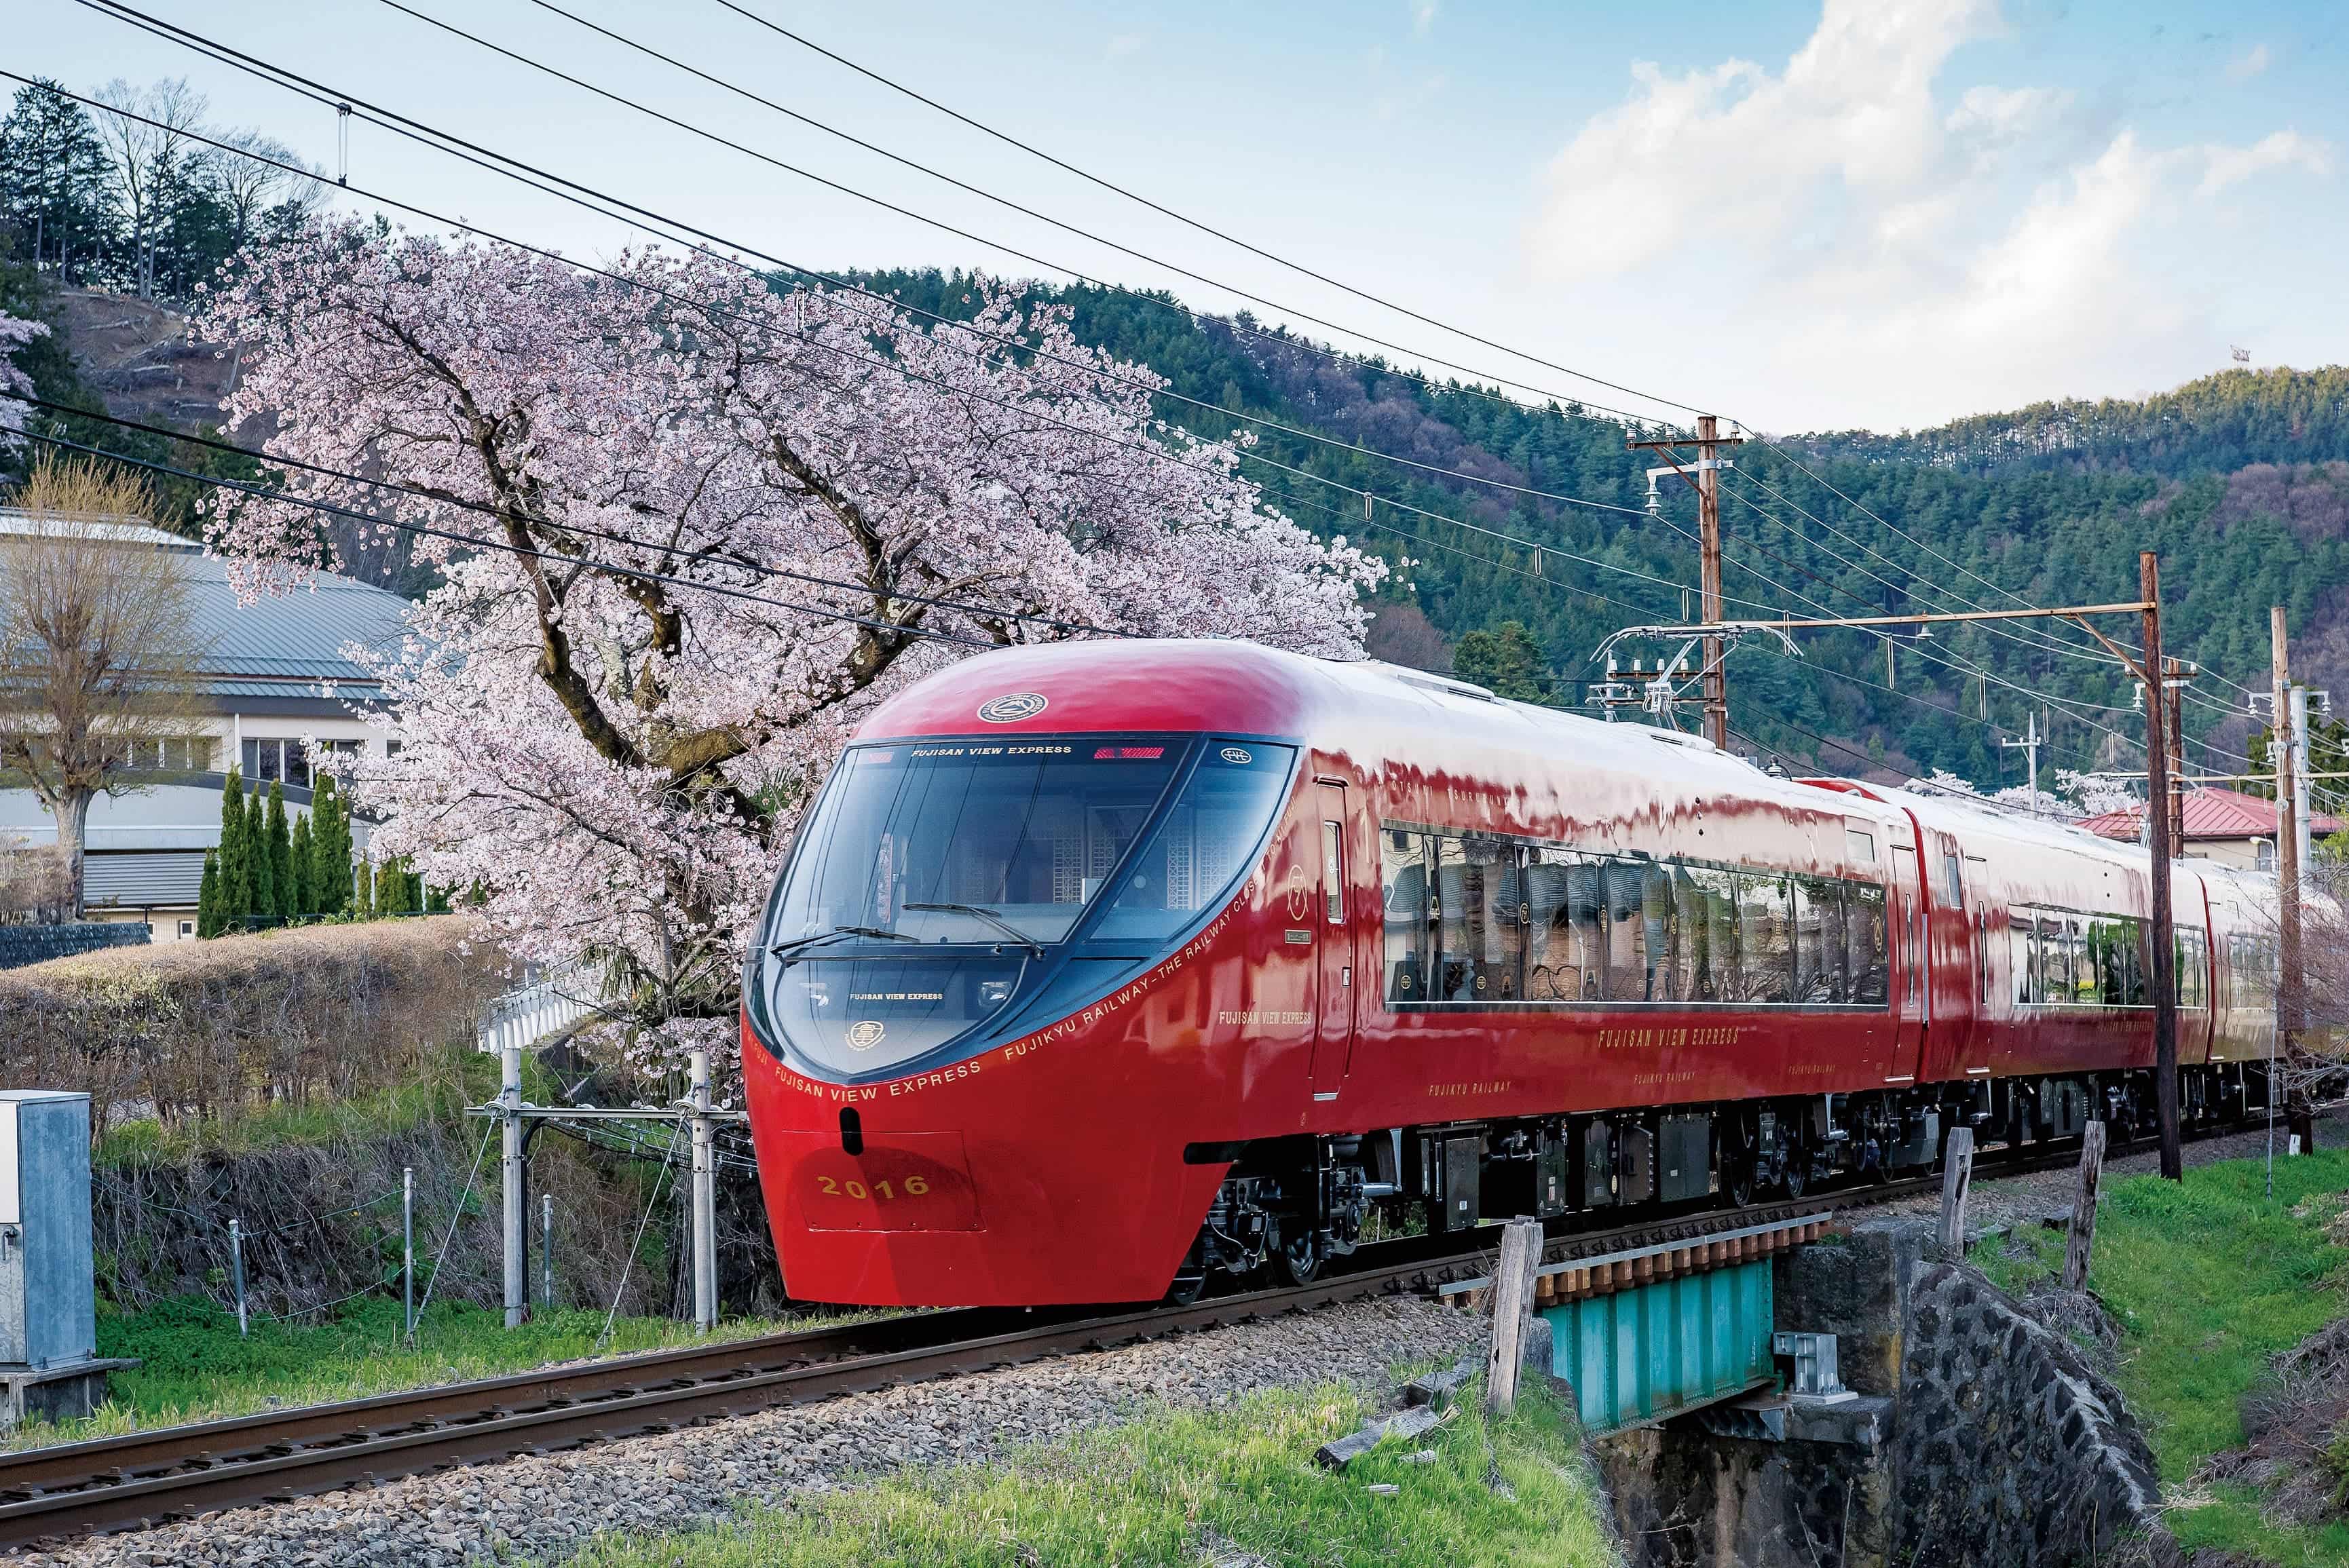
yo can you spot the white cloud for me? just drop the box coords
[2199,130,2329,197]
[2228,43,2270,81]
[1518,0,2331,427]
[1412,1,1437,37]
[1104,33,1144,60]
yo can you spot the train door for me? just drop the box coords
[1887,839,1925,1084]
[1307,780,1357,1099]
[1920,833,1987,1081]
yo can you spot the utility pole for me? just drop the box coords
[502,1021,527,1328]
[1628,417,1744,748]
[689,1046,717,1333]
[2272,607,2306,1153]
[2142,553,2181,1181]
[2002,714,2042,816]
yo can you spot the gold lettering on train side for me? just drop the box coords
[1216,1010,1311,1027]
[1427,1080,1513,1098]
[1592,1025,1744,1051]
[1631,1071,1699,1087]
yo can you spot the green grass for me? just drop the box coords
[1970,1145,2349,1563]
[560,1377,1617,1568]
[2,1294,850,1451]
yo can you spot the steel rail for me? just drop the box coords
[0,1108,2293,1548]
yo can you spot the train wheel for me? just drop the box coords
[1782,1144,1810,1200]
[1275,1231,1323,1286]
[1163,1269,1207,1307]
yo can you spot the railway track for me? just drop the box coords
[0,1113,2276,1551]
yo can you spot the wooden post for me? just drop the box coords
[2063,1121,2108,1290]
[1485,1219,1543,1415]
[1938,1125,1975,1257]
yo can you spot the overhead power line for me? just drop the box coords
[64,3,1661,530]
[698,0,1708,423]
[17,427,998,649]
[16,395,1141,640]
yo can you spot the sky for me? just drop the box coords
[16,0,2348,433]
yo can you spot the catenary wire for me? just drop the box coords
[412,0,1682,434]
[17,395,1145,641]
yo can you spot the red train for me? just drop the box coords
[740,640,2285,1307]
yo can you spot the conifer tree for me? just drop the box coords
[265,782,293,921]
[309,774,348,916]
[216,770,248,932]
[195,848,220,938]
[246,791,274,923]
[289,811,314,919]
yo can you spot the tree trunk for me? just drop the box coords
[59,788,92,921]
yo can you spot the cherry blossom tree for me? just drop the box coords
[198,221,1383,1070]
[0,309,45,446]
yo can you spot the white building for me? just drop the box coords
[0,515,407,940]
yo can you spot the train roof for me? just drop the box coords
[857,638,2280,901]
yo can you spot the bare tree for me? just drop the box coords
[208,128,325,249]
[88,77,210,300]
[0,458,210,917]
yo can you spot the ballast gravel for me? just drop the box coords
[16,1297,1486,1568]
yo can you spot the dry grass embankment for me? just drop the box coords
[0,914,507,1133]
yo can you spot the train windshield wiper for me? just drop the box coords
[767,925,918,962]
[902,902,1046,957]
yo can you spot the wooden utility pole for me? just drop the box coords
[1938,1125,1975,1257]
[2063,1120,2107,1290]
[1628,418,1744,748]
[2142,553,2181,1181]
[2272,607,2308,1150]
[1485,1218,1544,1415]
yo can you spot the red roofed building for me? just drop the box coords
[2080,786,2341,872]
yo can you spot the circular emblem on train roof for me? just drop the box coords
[846,1020,886,1051]
[1219,746,1253,765]
[977,691,1047,724]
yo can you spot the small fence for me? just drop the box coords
[476,955,609,1053]
[0,921,151,971]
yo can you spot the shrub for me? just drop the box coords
[0,914,506,1131]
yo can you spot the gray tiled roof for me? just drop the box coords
[0,514,412,688]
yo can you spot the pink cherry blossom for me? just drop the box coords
[0,310,48,446]
[198,221,1383,1077]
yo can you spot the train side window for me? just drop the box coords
[1940,852,1962,908]
[1480,839,1524,1001]
[1683,863,1740,1001]
[1847,881,1889,1005]
[1378,829,1426,1003]
[2035,915,2068,1004]
[2011,913,2035,1006]
[1431,835,1504,1002]
[1794,877,1846,1003]
[1524,847,1577,1001]
[2122,919,2147,1006]
[1737,871,1794,1003]
[1602,858,1649,1003]
[2070,917,2099,1007]
[1846,826,1876,864]
[1668,862,1707,1003]
[1321,821,1345,925]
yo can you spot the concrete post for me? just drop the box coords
[690,1048,717,1333]
[502,1034,526,1328]
[402,1166,415,1338]
[541,1192,555,1312]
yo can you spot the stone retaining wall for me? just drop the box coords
[0,921,149,970]
[1597,1219,2179,1568]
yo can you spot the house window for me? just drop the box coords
[176,919,194,938]
[2258,840,2277,873]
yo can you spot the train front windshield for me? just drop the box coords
[756,737,1293,1076]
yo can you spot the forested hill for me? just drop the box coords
[1794,366,2349,480]
[865,269,2349,795]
